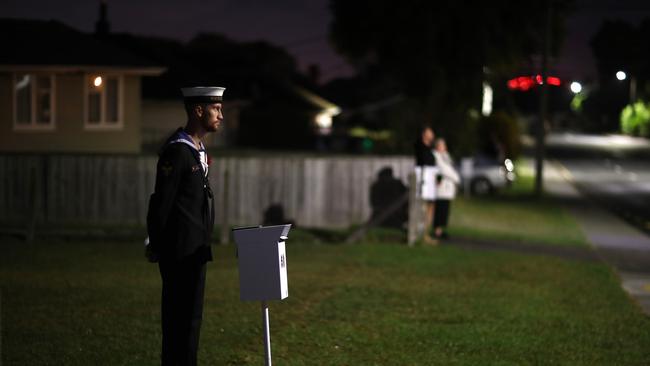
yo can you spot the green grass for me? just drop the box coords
[448,196,587,247]
[2,239,649,365]
[449,161,588,247]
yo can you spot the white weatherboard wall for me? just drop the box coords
[0,155,414,228]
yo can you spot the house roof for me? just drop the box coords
[0,18,164,74]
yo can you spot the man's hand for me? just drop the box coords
[144,237,159,263]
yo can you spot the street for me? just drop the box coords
[543,133,650,313]
[546,133,650,238]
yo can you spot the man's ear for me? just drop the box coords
[194,104,204,117]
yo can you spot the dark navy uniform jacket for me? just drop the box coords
[147,128,214,264]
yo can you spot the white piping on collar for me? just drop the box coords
[168,138,198,151]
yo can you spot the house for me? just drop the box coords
[0,18,164,153]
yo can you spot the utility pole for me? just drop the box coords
[535,0,552,197]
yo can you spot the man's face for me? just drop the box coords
[199,103,224,132]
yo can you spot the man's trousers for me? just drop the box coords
[159,260,207,366]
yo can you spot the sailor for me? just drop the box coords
[146,86,225,366]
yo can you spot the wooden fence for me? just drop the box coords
[0,154,415,229]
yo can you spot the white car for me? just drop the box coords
[459,156,515,195]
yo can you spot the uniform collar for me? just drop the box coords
[167,127,205,151]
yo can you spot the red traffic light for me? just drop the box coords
[507,75,562,91]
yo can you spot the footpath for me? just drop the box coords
[544,160,650,315]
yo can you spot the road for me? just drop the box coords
[545,133,650,237]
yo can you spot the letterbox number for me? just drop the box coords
[280,254,285,268]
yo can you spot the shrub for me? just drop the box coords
[479,111,522,160]
[620,101,650,137]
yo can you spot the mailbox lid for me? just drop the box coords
[232,224,291,246]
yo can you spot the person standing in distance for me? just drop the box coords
[414,125,439,245]
[432,137,460,239]
[146,86,225,366]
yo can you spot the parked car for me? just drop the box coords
[459,156,515,195]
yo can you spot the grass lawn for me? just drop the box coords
[2,239,649,365]
[448,160,588,247]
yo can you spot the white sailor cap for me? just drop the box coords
[181,86,226,103]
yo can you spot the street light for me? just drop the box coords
[616,70,636,102]
[570,81,582,94]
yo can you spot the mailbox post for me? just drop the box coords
[232,224,291,366]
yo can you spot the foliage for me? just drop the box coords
[478,110,522,159]
[588,18,650,131]
[581,87,629,132]
[330,0,569,96]
[591,18,650,94]
[620,101,650,137]
[570,92,586,112]
[328,1,572,156]
[132,32,307,100]
[183,33,299,83]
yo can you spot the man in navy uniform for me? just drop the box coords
[146,86,225,366]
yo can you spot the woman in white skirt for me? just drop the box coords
[433,138,460,239]
[414,126,439,244]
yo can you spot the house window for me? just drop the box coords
[13,73,55,130]
[85,74,123,129]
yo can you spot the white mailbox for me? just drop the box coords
[233,224,291,301]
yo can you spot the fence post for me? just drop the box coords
[407,172,424,246]
[26,159,43,243]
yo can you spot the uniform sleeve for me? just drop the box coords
[147,145,187,247]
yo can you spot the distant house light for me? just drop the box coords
[314,107,340,135]
[316,113,332,129]
[85,74,123,129]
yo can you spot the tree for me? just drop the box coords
[589,18,650,133]
[591,19,650,91]
[329,0,571,152]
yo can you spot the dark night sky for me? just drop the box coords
[557,0,650,83]
[1,0,355,82]
[2,0,650,84]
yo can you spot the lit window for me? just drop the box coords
[85,74,122,128]
[13,73,55,129]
